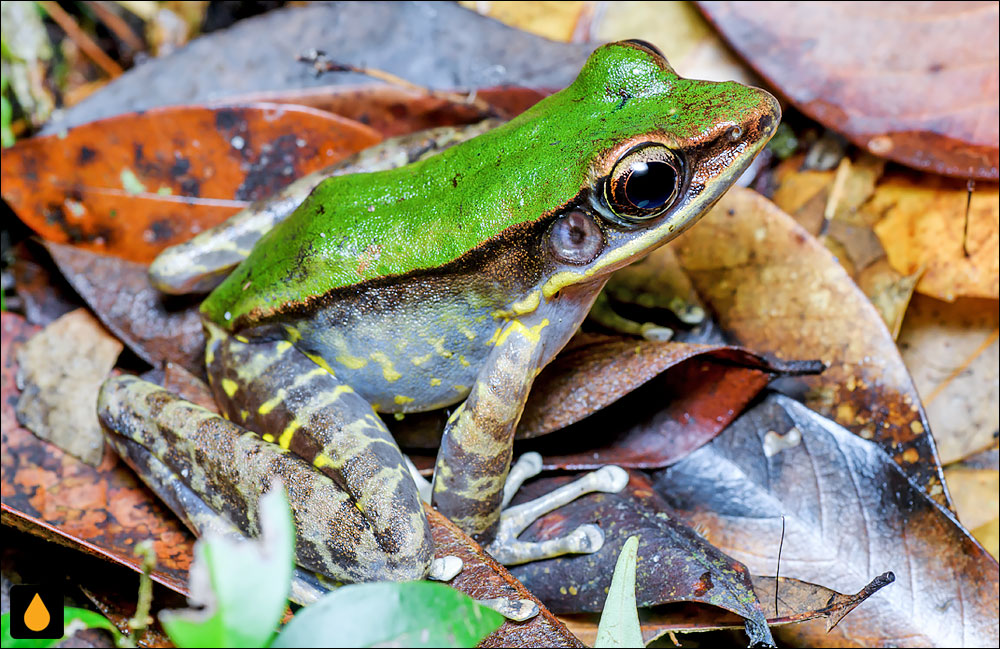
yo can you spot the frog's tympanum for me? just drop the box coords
[98,41,779,585]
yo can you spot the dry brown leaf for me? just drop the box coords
[594,0,758,84]
[14,308,123,465]
[855,258,922,339]
[672,187,948,505]
[897,295,999,464]
[973,519,1000,560]
[870,175,999,301]
[458,1,589,42]
[699,1,1000,180]
[944,465,1000,531]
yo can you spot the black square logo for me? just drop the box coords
[9,585,64,639]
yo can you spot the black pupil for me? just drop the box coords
[625,160,676,210]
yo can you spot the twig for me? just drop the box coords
[39,1,124,78]
[962,179,975,258]
[297,49,498,118]
[85,1,145,53]
[775,515,785,618]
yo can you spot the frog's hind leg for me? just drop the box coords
[204,323,432,577]
[97,374,430,583]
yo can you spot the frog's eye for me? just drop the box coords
[548,211,604,265]
[605,144,681,221]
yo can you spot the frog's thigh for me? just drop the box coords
[97,375,431,582]
[203,326,432,570]
[432,318,546,543]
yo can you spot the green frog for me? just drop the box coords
[97,40,779,585]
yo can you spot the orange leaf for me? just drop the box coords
[1,104,381,263]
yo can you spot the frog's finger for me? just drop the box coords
[204,323,432,575]
[98,374,431,582]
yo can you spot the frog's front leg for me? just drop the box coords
[431,315,627,559]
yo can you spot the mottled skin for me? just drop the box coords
[98,41,779,580]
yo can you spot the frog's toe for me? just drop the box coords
[487,465,628,565]
[639,322,674,342]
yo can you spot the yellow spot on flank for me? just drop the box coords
[283,325,302,342]
[394,395,415,405]
[205,346,215,366]
[276,340,293,352]
[355,502,365,514]
[262,433,275,443]
[428,336,452,359]
[458,324,476,341]
[495,319,550,346]
[486,326,502,347]
[305,352,337,377]
[337,353,368,370]
[235,335,250,344]
[458,355,470,367]
[221,378,239,397]
[371,351,402,381]
[453,384,467,393]
[430,378,442,386]
[278,419,301,449]
[411,353,433,366]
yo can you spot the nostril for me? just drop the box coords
[726,125,743,142]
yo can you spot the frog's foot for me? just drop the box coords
[486,454,629,566]
[587,290,675,342]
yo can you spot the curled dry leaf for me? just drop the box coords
[897,295,999,465]
[1,313,194,593]
[1,104,381,263]
[654,394,999,648]
[15,308,123,466]
[509,471,772,647]
[671,187,950,507]
[559,572,894,645]
[45,241,205,374]
[400,337,822,473]
[520,338,822,470]
[698,1,1000,180]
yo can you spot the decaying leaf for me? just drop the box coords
[560,573,894,645]
[897,295,999,464]
[671,187,949,507]
[45,242,205,374]
[1,104,381,263]
[870,174,999,301]
[2,313,195,592]
[944,464,1000,558]
[14,308,123,466]
[509,471,773,648]
[699,1,1000,180]
[654,394,999,647]
[854,258,922,339]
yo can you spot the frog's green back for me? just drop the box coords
[204,41,764,327]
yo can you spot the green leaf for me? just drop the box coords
[1,607,121,648]
[595,534,643,648]
[160,484,294,648]
[272,581,503,648]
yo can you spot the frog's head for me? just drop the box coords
[524,39,780,300]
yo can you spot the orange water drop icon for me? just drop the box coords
[24,592,51,632]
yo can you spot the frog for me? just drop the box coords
[97,40,780,586]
